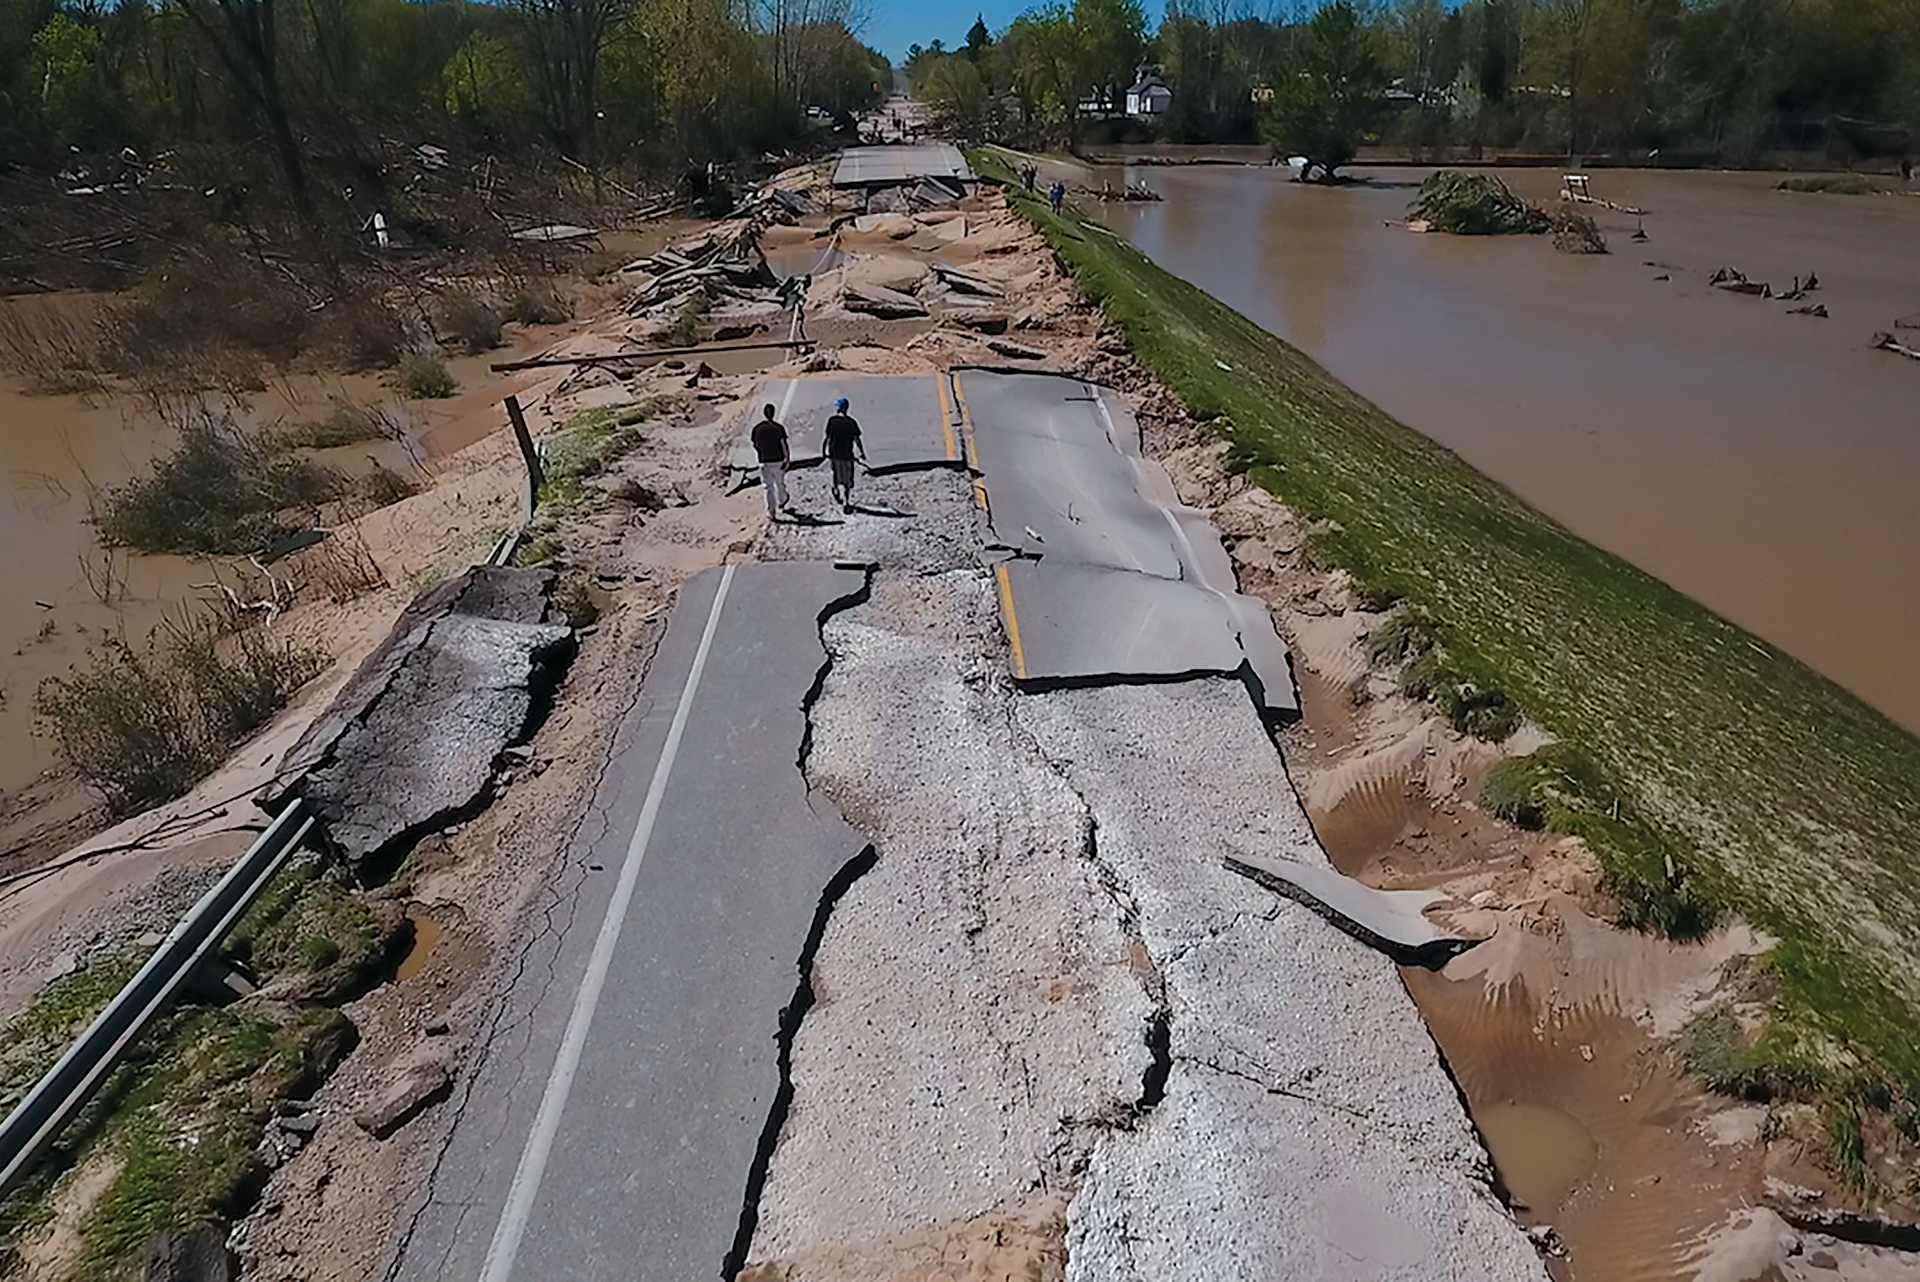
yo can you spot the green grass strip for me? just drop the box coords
[974,149,1920,1095]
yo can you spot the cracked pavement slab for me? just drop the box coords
[382,562,871,1282]
[1012,683,1547,1280]
[959,370,1298,717]
[268,565,576,871]
[727,372,960,476]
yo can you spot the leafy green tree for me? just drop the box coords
[443,30,534,136]
[1261,0,1387,180]
[1072,0,1145,115]
[33,13,106,140]
[1005,5,1078,142]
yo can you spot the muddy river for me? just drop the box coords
[1095,166,1920,735]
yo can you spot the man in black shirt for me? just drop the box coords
[821,397,865,511]
[751,404,790,519]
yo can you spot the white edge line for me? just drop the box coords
[479,563,738,1282]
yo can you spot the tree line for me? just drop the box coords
[1,0,888,264]
[908,0,1919,166]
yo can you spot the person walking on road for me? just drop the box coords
[1049,181,1065,214]
[822,396,866,511]
[752,404,791,519]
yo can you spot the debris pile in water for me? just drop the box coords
[1412,170,1608,254]
[1410,171,1548,235]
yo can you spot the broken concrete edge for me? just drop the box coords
[259,566,565,815]
[376,627,578,883]
[1007,661,1298,727]
[1223,854,1481,971]
[298,616,578,879]
[1770,1201,1920,1252]
[725,842,883,1279]
[796,564,878,788]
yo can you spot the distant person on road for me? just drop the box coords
[780,273,811,343]
[1022,163,1038,192]
[822,397,866,511]
[1049,181,1065,214]
[752,404,791,519]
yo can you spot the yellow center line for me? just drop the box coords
[954,374,988,511]
[994,563,1029,680]
[954,375,979,462]
[936,373,959,462]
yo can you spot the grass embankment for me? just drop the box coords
[976,149,1920,1140]
[0,857,393,1277]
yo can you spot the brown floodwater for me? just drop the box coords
[0,322,550,795]
[1097,166,1920,734]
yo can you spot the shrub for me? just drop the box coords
[1479,742,1719,940]
[553,574,601,627]
[1549,203,1608,254]
[661,287,710,347]
[275,403,390,451]
[1364,605,1437,666]
[313,293,408,370]
[0,296,107,393]
[538,407,648,510]
[299,936,341,970]
[97,413,341,556]
[397,352,457,399]
[35,616,327,814]
[102,250,312,389]
[293,531,386,602]
[1779,174,1879,195]
[351,463,419,511]
[436,289,504,354]
[507,288,572,326]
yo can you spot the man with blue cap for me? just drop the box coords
[821,395,866,511]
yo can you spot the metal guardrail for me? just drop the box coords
[0,392,552,1199]
[0,800,316,1198]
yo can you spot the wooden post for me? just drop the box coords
[504,395,544,511]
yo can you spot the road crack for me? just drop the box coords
[796,564,875,800]
[723,843,880,1280]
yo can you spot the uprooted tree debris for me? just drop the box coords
[1410,170,1608,254]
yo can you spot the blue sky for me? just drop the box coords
[863,0,1167,62]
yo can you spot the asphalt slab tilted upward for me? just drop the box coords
[385,562,870,1282]
[957,369,1300,717]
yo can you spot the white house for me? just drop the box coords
[1125,68,1172,119]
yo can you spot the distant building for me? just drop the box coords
[1126,67,1172,119]
[1250,85,1274,104]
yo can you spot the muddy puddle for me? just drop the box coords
[1290,661,1792,1281]
[396,911,443,983]
[0,311,555,795]
[1098,165,1920,734]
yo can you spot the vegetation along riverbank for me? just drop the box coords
[975,146,1920,1193]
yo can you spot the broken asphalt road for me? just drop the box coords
[382,562,871,1282]
[958,369,1299,717]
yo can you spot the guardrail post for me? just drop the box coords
[504,395,544,512]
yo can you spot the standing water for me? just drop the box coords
[1097,165,1920,734]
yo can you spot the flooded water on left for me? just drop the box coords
[0,297,546,794]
